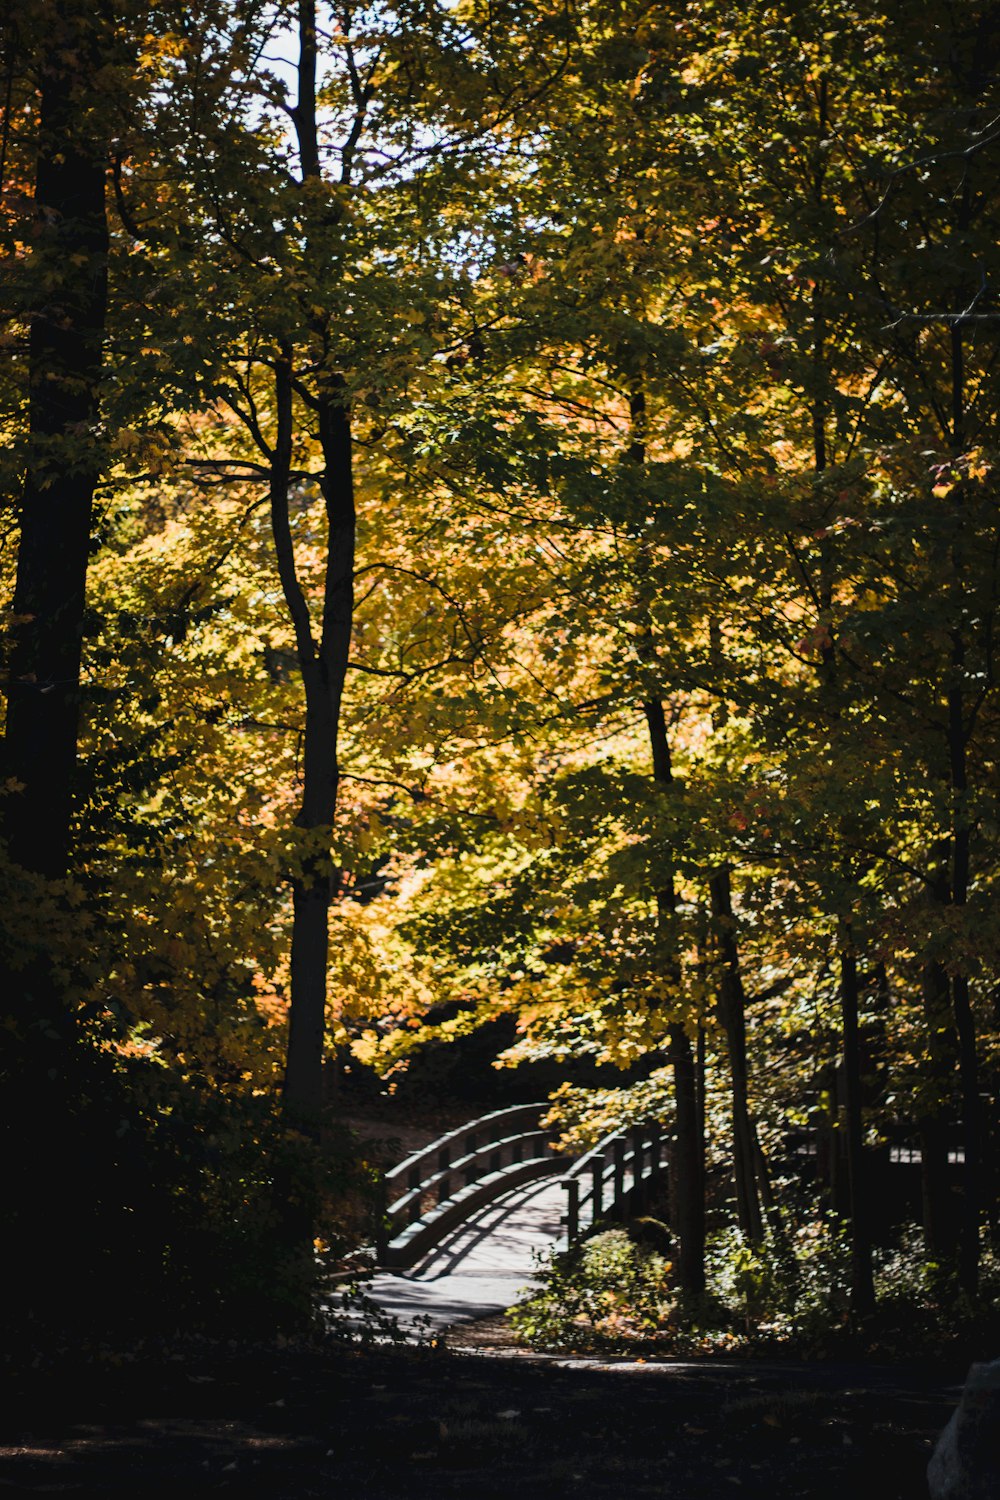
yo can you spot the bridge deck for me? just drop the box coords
[362,1175,565,1334]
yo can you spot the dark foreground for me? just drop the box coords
[1,1337,960,1498]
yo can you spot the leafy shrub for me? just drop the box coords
[704,1220,850,1343]
[510,1223,675,1349]
[867,1227,1000,1359]
[4,1035,373,1359]
[510,1213,1000,1359]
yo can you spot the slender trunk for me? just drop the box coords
[710,867,764,1243]
[5,3,109,879]
[274,2,358,1126]
[943,259,980,1291]
[919,944,959,1263]
[948,621,980,1288]
[838,922,876,1317]
[643,697,705,1295]
[270,380,355,1127]
[809,80,877,1304]
[695,1020,707,1185]
[706,618,764,1243]
[670,1020,705,1294]
[626,377,704,1289]
[284,677,339,1123]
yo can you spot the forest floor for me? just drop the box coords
[1,1336,960,1499]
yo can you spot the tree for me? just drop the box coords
[4,0,113,882]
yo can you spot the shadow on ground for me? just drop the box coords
[1,1340,958,1499]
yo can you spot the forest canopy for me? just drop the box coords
[3,0,1000,1345]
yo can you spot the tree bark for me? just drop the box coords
[942,271,980,1293]
[838,922,876,1317]
[919,944,959,1264]
[705,617,765,1243]
[283,392,355,1125]
[643,697,705,1295]
[710,867,764,1243]
[4,2,109,879]
[626,371,705,1292]
[274,1,358,1127]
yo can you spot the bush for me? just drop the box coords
[510,1213,1000,1359]
[510,1222,676,1349]
[3,1035,373,1360]
[704,1220,850,1344]
[867,1227,1000,1359]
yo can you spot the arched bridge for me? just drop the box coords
[369,1103,667,1333]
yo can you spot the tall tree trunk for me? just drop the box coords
[643,697,705,1295]
[919,944,960,1264]
[710,867,764,1244]
[274,0,358,1126]
[946,298,981,1293]
[706,619,764,1244]
[5,1,109,880]
[838,922,876,1317]
[269,374,355,1128]
[285,391,355,1123]
[626,376,704,1293]
[808,75,874,1307]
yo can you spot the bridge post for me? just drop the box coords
[613,1137,625,1210]
[374,1175,389,1264]
[437,1141,451,1203]
[564,1177,579,1246]
[408,1164,421,1224]
[649,1121,662,1185]
[465,1131,478,1186]
[631,1126,645,1212]
[591,1155,604,1225]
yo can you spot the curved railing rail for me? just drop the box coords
[558,1121,666,1248]
[376,1102,563,1269]
[375,1106,670,1270]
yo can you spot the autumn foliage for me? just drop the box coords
[2,0,1000,1343]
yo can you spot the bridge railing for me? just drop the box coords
[558,1121,666,1248]
[376,1102,562,1269]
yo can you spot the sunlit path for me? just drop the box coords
[363,1176,566,1334]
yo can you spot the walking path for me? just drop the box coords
[363,1175,565,1334]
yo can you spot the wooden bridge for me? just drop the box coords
[375,1102,668,1273]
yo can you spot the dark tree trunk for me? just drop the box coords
[643,696,705,1295]
[942,292,980,1292]
[919,950,959,1264]
[669,1020,705,1294]
[627,372,704,1293]
[838,923,876,1317]
[269,365,356,1129]
[274,1,358,1127]
[5,2,109,879]
[284,394,355,1124]
[710,867,764,1243]
[705,619,763,1244]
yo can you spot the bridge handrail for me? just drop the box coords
[387,1128,552,1219]
[559,1120,665,1246]
[376,1101,565,1268]
[383,1101,549,1190]
[376,1105,668,1270]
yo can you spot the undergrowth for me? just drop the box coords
[509,1217,1000,1360]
